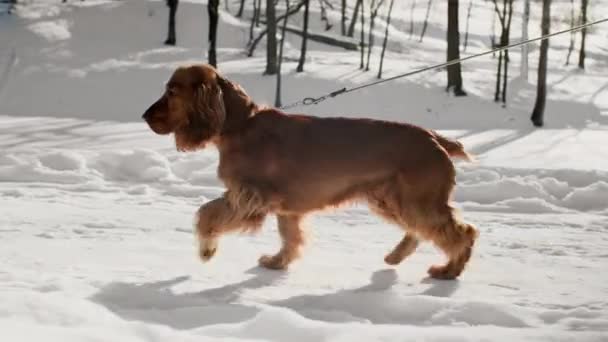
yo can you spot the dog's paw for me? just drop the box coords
[258,254,288,270]
[427,264,459,280]
[199,238,218,262]
[384,252,403,265]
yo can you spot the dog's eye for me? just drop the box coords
[167,88,177,97]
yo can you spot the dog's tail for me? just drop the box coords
[433,132,474,162]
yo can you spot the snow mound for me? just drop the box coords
[90,149,175,182]
[456,166,608,212]
[0,153,90,184]
[562,182,608,211]
[1,147,608,212]
[28,19,71,41]
[39,151,86,171]
[455,176,553,204]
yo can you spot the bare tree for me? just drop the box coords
[409,0,416,39]
[347,0,362,37]
[249,0,257,43]
[521,0,530,80]
[462,0,473,52]
[500,0,514,104]
[247,2,306,56]
[492,0,514,104]
[164,0,179,46]
[419,0,432,42]
[531,0,551,127]
[565,0,576,66]
[237,0,246,17]
[378,0,395,79]
[341,0,347,35]
[446,0,466,96]
[297,0,310,72]
[365,0,385,71]
[490,7,496,57]
[276,0,291,107]
[256,0,262,26]
[318,0,333,31]
[208,0,220,67]
[360,0,365,69]
[265,0,278,75]
[578,0,588,69]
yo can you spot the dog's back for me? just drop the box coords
[219,109,464,212]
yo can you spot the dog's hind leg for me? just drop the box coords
[367,190,419,266]
[426,213,478,280]
[259,214,305,270]
[196,197,266,262]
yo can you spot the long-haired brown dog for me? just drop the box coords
[142,64,478,279]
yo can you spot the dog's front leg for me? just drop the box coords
[259,214,305,270]
[195,197,265,262]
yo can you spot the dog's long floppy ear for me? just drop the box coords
[175,73,226,151]
[193,76,226,135]
[214,74,258,133]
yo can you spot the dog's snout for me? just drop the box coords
[142,104,160,121]
[142,97,167,121]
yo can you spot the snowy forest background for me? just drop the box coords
[1,1,608,341]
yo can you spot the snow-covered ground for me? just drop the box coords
[1,0,608,341]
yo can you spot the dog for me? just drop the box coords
[142,64,478,279]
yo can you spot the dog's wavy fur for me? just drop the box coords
[142,64,478,279]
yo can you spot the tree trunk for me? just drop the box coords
[319,0,332,31]
[297,0,310,72]
[419,0,432,42]
[521,0,530,79]
[247,2,307,57]
[265,0,278,75]
[492,0,513,104]
[207,0,219,67]
[360,0,365,69]
[276,0,290,107]
[531,0,551,127]
[578,0,587,69]
[341,0,347,35]
[495,50,503,102]
[501,0,514,104]
[256,0,262,26]
[408,0,416,39]
[378,0,395,79]
[249,0,257,43]
[347,0,362,37]
[463,0,473,52]
[237,0,246,17]
[365,0,378,71]
[446,0,466,96]
[165,0,179,46]
[565,0,575,66]
[493,0,505,102]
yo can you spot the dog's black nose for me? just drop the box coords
[142,111,150,120]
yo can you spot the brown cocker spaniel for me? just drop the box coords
[142,64,478,279]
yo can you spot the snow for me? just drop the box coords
[28,19,71,41]
[1,0,608,341]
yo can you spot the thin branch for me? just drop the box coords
[247,1,306,56]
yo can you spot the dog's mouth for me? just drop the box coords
[144,118,173,135]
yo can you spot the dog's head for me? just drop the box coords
[142,64,226,151]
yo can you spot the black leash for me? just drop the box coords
[280,17,608,110]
